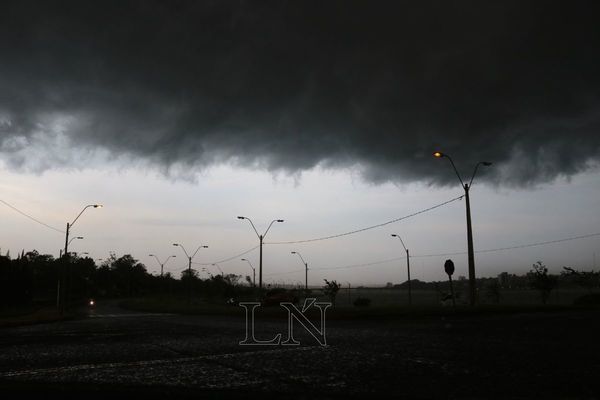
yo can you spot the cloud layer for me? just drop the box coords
[1,0,599,185]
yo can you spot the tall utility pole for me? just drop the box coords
[434,151,492,306]
[173,243,208,304]
[237,216,284,290]
[391,234,411,306]
[59,204,102,315]
[291,251,308,291]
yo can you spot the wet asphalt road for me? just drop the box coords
[0,302,599,398]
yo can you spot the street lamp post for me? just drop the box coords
[291,251,308,291]
[68,236,84,247]
[434,151,492,306]
[59,204,102,314]
[241,258,256,287]
[173,243,208,303]
[63,205,102,260]
[63,236,83,309]
[391,234,411,306]
[237,216,284,290]
[149,254,177,277]
[67,236,84,257]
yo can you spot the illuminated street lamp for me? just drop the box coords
[434,151,492,306]
[173,243,208,303]
[237,216,284,290]
[64,205,102,259]
[241,258,256,287]
[291,251,308,291]
[391,234,411,306]
[59,204,102,314]
[149,254,176,277]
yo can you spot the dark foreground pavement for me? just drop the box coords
[1,301,599,399]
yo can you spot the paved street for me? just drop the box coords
[1,302,599,398]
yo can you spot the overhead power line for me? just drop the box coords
[266,231,600,276]
[412,232,600,258]
[265,195,464,245]
[192,245,259,266]
[266,268,305,277]
[0,199,65,234]
[264,257,406,277]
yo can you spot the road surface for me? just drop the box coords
[0,301,599,398]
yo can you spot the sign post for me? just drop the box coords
[444,259,456,308]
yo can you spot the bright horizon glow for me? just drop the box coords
[1,163,600,286]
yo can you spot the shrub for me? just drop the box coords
[527,261,558,305]
[573,293,600,306]
[353,297,371,307]
[323,279,341,305]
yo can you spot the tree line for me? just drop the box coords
[2,250,598,309]
[0,249,245,309]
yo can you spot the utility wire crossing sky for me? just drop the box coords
[1,1,600,284]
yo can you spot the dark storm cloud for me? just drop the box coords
[1,0,599,185]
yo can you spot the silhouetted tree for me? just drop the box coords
[110,255,147,296]
[484,279,501,303]
[223,274,241,286]
[562,267,600,292]
[323,279,341,305]
[528,261,558,304]
[181,269,199,280]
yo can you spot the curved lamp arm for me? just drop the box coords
[71,204,102,228]
[469,161,493,187]
[191,245,208,259]
[391,234,408,252]
[238,216,260,238]
[264,219,284,239]
[173,243,190,259]
[291,251,307,265]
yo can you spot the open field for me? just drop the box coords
[334,287,592,306]
[119,293,599,322]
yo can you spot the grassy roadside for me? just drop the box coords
[120,296,600,321]
[120,297,245,317]
[0,305,80,328]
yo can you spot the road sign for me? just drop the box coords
[444,259,455,276]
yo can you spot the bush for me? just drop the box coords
[573,293,600,306]
[323,279,341,305]
[527,261,558,304]
[353,297,371,307]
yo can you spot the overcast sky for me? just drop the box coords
[1,1,599,285]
